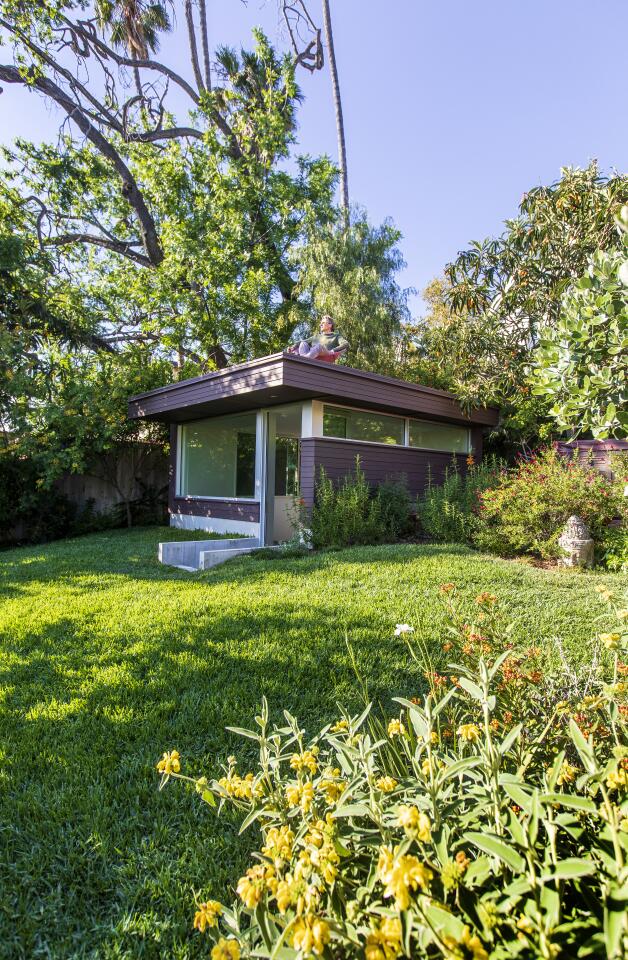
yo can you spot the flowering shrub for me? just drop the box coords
[474,447,625,559]
[158,586,628,959]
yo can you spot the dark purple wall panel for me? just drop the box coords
[170,496,260,523]
[300,437,471,507]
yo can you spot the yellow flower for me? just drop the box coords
[421,757,432,777]
[365,916,403,960]
[376,776,398,793]
[193,899,222,932]
[156,750,181,775]
[319,770,346,804]
[290,748,319,774]
[218,764,262,800]
[397,805,431,842]
[600,633,621,650]
[236,864,276,908]
[594,585,613,601]
[261,824,294,865]
[331,718,349,732]
[286,780,314,812]
[291,914,330,956]
[443,926,489,960]
[275,879,294,914]
[458,723,481,743]
[387,718,406,738]
[556,762,577,786]
[211,938,240,960]
[617,609,628,620]
[378,849,432,909]
[606,768,628,792]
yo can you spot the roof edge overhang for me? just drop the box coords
[128,352,499,427]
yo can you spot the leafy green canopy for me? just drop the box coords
[531,207,628,439]
[414,164,628,444]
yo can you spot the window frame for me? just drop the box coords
[176,415,259,502]
[321,402,470,455]
[322,403,406,447]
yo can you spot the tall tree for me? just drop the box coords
[429,163,628,442]
[95,0,171,94]
[0,5,337,367]
[320,0,348,212]
[281,0,349,211]
[296,208,410,371]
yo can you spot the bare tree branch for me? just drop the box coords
[281,1,323,71]
[44,232,153,266]
[66,18,202,105]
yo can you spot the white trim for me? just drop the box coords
[256,409,268,546]
[170,514,260,537]
[173,495,258,504]
[315,434,470,457]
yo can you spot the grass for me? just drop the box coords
[0,527,625,959]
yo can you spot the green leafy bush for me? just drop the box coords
[417,458,501,545]
[474,447,625,559]
[375,478,414,540]
[599,527,628,572]
[158,586,628,959]
[310,461,384,548]
[530,204,628,440]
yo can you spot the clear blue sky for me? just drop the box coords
[1,0,627,311]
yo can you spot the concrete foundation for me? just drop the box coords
[159,537,259,570]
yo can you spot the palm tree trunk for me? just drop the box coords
[321,0,348,213]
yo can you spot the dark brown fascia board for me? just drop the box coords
[128,352,499,426]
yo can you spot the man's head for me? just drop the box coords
[320,315,335,333]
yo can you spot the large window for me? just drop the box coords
[179,412,257,499]
[323,405,405,445]
[409,418,469,453]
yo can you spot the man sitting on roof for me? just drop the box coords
[288,315,349,363]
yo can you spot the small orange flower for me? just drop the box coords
[466,454,475,467]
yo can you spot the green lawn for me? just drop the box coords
[0,528,625,959]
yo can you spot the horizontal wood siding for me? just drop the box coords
[556,440,628,481]
[170,496,260,523]
[282,359,493,425]
[129,354,498,428]
[299,437,469,507]
[130,359,284,420]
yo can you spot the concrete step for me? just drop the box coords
[159,537,259,570]
[199,545,268,569]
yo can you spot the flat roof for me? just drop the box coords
[128,352,499,427]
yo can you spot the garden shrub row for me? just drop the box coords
[418,447,627,565]
[158,585,628,959]
[307,462,414,549]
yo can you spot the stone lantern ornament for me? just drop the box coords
[558,515,594,568]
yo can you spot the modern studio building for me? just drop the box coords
[128,352,498,546]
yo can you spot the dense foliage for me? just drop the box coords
[531,206,628,439]
[417,459,501,546]
[410,165,628,445]
[419,448,626,562]
[159,586,628,959]
[307,461,413,549]
[474,448,625,559]
[295,209,411,372]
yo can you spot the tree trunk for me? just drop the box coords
[321,0,348,213]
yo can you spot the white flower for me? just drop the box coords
[394,624,414,636]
